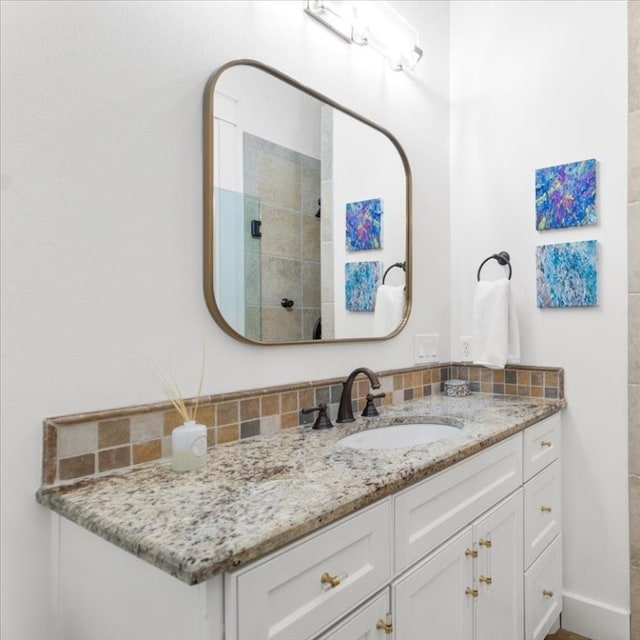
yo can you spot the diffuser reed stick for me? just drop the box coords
[145,345,206,423]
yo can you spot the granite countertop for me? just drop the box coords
[36,393,564,585]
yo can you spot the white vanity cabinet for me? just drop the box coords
[51,412,562,640]
[225,415,562,640]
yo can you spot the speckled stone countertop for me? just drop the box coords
[36,394,564,585]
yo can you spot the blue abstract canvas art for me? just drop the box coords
[535,158,597,230]
[536,240,598,308]
[345,198,383,251]
[345,261,382,311]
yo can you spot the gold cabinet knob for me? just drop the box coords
[479,575,493,585]
[542,589,554,598]
[320,572,341,588]
[540,505,552,513]
[540,440,552,448]
[465,587,479,598]
[465,548,478,558]
[478,538,492,548]
[376,619,393,634]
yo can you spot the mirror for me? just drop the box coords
[203,59,412,344]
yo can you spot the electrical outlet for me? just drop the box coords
[460,336,473,361]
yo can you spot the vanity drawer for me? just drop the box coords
[524,413,561,481]
[317,590,391,640]
[225,499,392,640]
[394,434,522,572]
[525,534,562,640]
[524,459,561,569]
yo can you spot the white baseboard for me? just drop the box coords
[562,591,630,640]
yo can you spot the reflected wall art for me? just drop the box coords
[345,198,383,251]
[536,240,598,308]
[535,158,597,230]
[345,261,382,311]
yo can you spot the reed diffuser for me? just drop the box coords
[146,349,207,472]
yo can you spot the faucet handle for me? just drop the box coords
[301,402,334,430]
[362,392,386,417]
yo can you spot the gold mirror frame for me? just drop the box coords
[203,59,412,345]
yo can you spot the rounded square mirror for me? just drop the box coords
[203,59,412,344]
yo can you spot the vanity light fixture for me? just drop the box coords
[304,0,423,71]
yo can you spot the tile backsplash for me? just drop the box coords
[42,362,564,487]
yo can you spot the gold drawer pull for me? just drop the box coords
[542,589,554,598]
[465,548,478,558]
[320,572,341,589]
[479,538,492,548]
[479,575,493,585]
[376,619,393,634]
[465,587,479,598]
[540,505,553,513]
[540,440,553,448]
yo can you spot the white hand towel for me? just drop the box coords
[472,277,520,369]
[373,285,405,337]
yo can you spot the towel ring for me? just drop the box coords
[477,251,512,281]
[382,261,406,284]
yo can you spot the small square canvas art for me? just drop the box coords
[536,240,598,308]
[345,198,383,251]
[345,261,382,311]
[535,158,596,230]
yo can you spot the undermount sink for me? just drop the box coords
[336,422,462,450]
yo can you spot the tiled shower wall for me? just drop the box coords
[243,133,322,342]
[41,363,564,487]
[629,2,640,638]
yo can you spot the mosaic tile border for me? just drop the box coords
[41,363,564,486]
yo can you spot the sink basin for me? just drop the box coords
[336,422,461,450]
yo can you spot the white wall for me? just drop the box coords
[0,2,450,638]
[450,1,629,637]
[215,63,322,160]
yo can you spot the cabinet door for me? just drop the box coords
[474,490,524,640]
[392,528,474,640]
[319,591,393,640]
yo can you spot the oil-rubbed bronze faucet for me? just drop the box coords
[336,367,381,423]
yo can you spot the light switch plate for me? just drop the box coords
[414,334,439,364]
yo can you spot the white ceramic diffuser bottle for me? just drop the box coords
[146,348,208,473]
[171,420,207,472]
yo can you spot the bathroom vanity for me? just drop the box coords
[37,394,563,640]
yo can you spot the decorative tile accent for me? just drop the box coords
[42,362,564,486]
[132,440,162,466]
[58,422,98,458]
[59,454,95,481]
[98,418,130,449]
[98,446,131,473]
[130,413,163,443]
